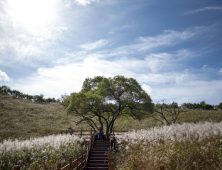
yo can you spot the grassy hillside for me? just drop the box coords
[0,94,91,142]
[0,94,222,142]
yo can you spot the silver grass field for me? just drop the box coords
[0,134,86,169]
[0,121,222,169]
[114,121,222,170]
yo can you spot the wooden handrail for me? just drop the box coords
[60,128,127,137]
[58,129,96,170]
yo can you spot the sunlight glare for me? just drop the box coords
[8,0,57,31]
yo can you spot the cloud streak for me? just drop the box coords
[75,0,100,6]
[218,68,222,75]
[184,6,222,15]
[80,39,109,51]
[115,28,199,52]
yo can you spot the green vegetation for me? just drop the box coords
[0,85,58,103]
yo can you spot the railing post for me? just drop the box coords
[14,165,20,170]
[85,149,87,167]
[80,128,82,138]
[113,128,114,137]
[109,135,111,152]
[110,162,114,170]
[76,154,79,170]
[69,157,72,170]
[160,165,164,170]
[57,163,61,170]
[81,151,83,168]
[109,153,114,170]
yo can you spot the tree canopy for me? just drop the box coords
[63,75,154,138]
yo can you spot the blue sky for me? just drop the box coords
[0,0,222,105]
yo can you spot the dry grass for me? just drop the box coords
[113,109,222,131]
[0,94,91,142]
[114,121,222,170]
[1,94,222,142]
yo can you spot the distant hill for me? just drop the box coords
[0,94,90,142]
[1,94,222,142]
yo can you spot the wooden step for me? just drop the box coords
[85,167,108,170]
[93,144,109,146]
[88,160,108,164]
[89,154,108,157]
[91,147,109,151]
[90,151,108,155]
[87,163,108,167]
[89,157,108,160]
[86,140,111,170]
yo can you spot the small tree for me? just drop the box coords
[217,102,222,110]
[64,75,154,139]
[152,100,188,125]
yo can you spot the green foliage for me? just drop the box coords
[65,75,154,137]
[218,102,222,110]
[0,85,58,103]
[181,101,215,110]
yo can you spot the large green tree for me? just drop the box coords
[64,75,154,138]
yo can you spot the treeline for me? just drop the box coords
[180,101,222,110]
[155,101,222,110]
[0,85,58,103]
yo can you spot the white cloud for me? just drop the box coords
[12,53,220,106]
[141,84,153,94]
[151,80,222,105]
[218,68,222,75]
[202,65,208,69]
[184,6,222,15]
[0,70,12,82]
[0,0,69,68]
[108,24,134,34]
[80,39,109,51]
[145,53,172,73]
[115,28,199,52]
[75,0,100,6]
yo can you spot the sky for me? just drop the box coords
[0,0,222,105]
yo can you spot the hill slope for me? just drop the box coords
[0,94,90,142]
[1,94,222,142]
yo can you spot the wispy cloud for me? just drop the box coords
[108,24,134,34]
[0,70,12,82]
[80,39,109,51]
[202,65,208,69]
[115,28,199,52]
[184,6,222,15]
[75,0,100,6]
[218,68,222,75]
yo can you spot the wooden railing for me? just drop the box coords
[57,129,96,170]
[60,128,96,138]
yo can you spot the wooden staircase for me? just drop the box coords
[85,140,110,170]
